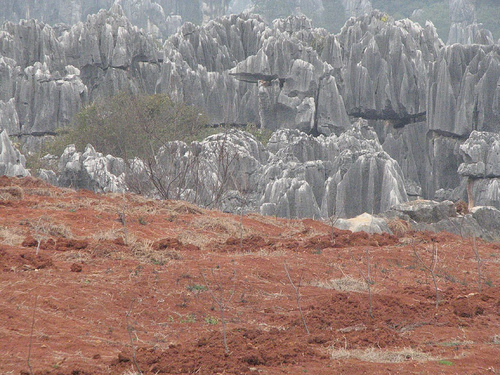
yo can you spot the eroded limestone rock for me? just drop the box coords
[0,129,29,177]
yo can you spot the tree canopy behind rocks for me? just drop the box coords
[51,92,208,161]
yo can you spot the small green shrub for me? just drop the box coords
[438,360,454,366]
[186,284,208,293]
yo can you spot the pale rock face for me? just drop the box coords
[0,99,20,136]
[0,129,30,177]
[0,57,21,102]
[17,63,87,135]
[428,45,500,137]
[458,131,500,210]
[459,131,500,179]
[338,13,440,122]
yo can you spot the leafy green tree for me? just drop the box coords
[53,92,207,160]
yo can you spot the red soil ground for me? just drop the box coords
[0,176,499,374]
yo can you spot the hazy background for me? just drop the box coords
[0,0,498,41]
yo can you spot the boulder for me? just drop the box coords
[335,213,391,234]
[471,206,500,233]
[390,199,456,224]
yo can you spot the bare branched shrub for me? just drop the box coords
[119,194,129,246]
[28,216,73,251]
[350,249,375,318]
[284,261,310,335]
[412,240,440,308]
[326,207,339,242]
[31,217,51,255]
[471,235,483,293]
[201,268,236,355]
[203,132,240,210]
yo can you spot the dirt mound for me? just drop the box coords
[0,176,499,374]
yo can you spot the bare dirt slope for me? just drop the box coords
[1,176,499,374]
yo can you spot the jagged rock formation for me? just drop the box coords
[0,0,211,39]
[1,7,500,218]
[381,199,500,241]
[51,123,408,219]
[448,0,494,45]
[458,131,500,209]
[57,144,127,193]
[337,12,441,123]
[426,44,500,198]
[0,129,30,177]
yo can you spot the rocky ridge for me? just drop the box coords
[1,7,500,221]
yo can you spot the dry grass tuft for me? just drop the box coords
[246,212,286,227]
[165,200,204,215]
[330,347,435,363]
[311,276,368,293]
[177,231,213,250]
[0,186,24,200]
[387,218,411,237]
[192,215,253,239]
[0,226,25,246]
[92,228,123,242]
[131,239,182,265]
[231,248,287,257]
[28,216,73,239]
[25,187,72,198]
